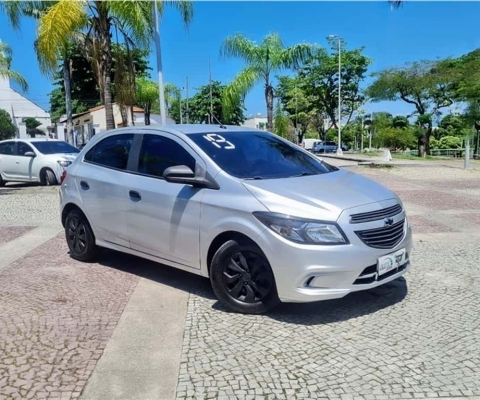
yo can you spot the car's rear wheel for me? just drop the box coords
[319,148,325,154]
[65,209,98,262]
[41,169,57,186]
[210,240,280,314]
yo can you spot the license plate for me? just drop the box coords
[377,248,406,276]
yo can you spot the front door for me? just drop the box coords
[126,133,205,269]
[15,141,37,181]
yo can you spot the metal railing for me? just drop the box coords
[405,149,477,158]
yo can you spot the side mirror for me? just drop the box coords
[163,165,218,189]
[24,151,36,157]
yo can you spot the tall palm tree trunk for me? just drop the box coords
[96,2,115,130]
[63,57,74,144]
[265,82,274,131]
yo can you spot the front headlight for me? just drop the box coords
[57,160,72,167]
[253,212,349,245]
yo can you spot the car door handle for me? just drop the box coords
[80,181,90,190]
[16,161,19,164]
[129,190,141,201]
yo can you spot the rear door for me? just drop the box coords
[125,132,205,269]
[74,133,135,248]
[0,141,19,180]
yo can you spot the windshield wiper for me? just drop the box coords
[288,172,317,178]
[243,176,265,180]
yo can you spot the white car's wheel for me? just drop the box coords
[41,169,57,186]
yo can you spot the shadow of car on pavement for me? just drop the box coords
[90,248,409,325]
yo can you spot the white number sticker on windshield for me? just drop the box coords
[203,134,235,149]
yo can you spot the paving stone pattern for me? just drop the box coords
[0,226,35,246]
[0,236,139,400]
[176,166,480,400]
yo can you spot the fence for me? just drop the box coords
[405,148,477,158]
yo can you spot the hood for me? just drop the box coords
[242,169,397,221]
[46,153,78,162]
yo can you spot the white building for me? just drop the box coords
[0,65,52,137]
[242,115,268,130]
[57,103,176,147]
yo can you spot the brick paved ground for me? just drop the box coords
[1,165,480,400]
[176,165,480,400]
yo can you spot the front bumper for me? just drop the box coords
[256,218,413,303]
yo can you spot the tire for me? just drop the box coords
[65,209,98,262]
[0,175,5,187]
[42,169,57,186]
[319,148,325,154]
[210,240,280,314]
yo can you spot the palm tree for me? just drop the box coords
[135,78,159,125]
[0,41,28,91]
[220,33,315,130]
[36,0,193,131]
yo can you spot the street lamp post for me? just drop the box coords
[329,35,343,155]
[152,1,166,125]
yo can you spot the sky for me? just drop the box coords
[2,1,480,119]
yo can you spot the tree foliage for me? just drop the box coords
[169,81,245,125]
[0,109,16,140]
[367,60,456,156]
[0,41,28,91]
[135,78,159,125]
[221,32,315,130]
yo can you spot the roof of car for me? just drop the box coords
[0,138,62,142]
[104,124,262,136]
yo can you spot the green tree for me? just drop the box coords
[135,78,159,125]
[367,60,456,157]
[173,81,245,125]
[0,109,16,140]
[22,117,43,137]
[36,0,193,130]
[220,32,315,130]
[275,76,320,143]
[0,41,28,91]
[297,38,371,132]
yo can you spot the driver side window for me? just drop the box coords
[17,142,34,156]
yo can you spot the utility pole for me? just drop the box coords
[179,90,183,124]
[328,35,343,155]
[152,1,166,125]
[361,113,365,151]
[209,58,213,124]
[185,76,189,124]
[295,82,299,144]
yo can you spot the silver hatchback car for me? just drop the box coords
[60,125,412,314]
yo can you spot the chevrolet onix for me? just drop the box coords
[60,125,412,314]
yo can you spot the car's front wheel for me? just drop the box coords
[65,209,98,262]
[210,239,280,314]
[0,175,5,187]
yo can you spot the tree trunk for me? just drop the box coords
[265,81,274,131]
[144,103,151,125]
[63,57,74,144]
[96,2,115,130]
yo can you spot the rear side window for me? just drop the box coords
[85,134,134,170]
[0,142,15,155]
[137,134,196,178]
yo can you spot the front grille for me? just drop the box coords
[355,219,405,249]
[350,203,402,224]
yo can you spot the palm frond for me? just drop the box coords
[220,33,262,64]
[0,42,13,57]
[36,0,88,76]
[156,0,194,28]
[222,66,261,119]
[389,0,404,9]
[278,43,316,70]
[0,69,28,92]
[109,1,153,49]
[0,1,24,29]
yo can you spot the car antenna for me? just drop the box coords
[211,114,227,129]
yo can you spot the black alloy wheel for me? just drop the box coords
[65,209,98,262]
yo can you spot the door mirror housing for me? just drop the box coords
[163,165,219,189]
[24,151,36,157]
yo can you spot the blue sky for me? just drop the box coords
[2,1,480,118]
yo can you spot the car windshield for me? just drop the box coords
[31,141,80,155]
[189,131,338,179]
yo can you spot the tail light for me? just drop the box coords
[60,170,67,184]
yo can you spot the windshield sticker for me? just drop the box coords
[203,134,235,149]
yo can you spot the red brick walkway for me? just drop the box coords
[0,236,139,400]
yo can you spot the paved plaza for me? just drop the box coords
[0,163,479,400]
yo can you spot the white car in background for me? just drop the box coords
[0,138,80,186]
